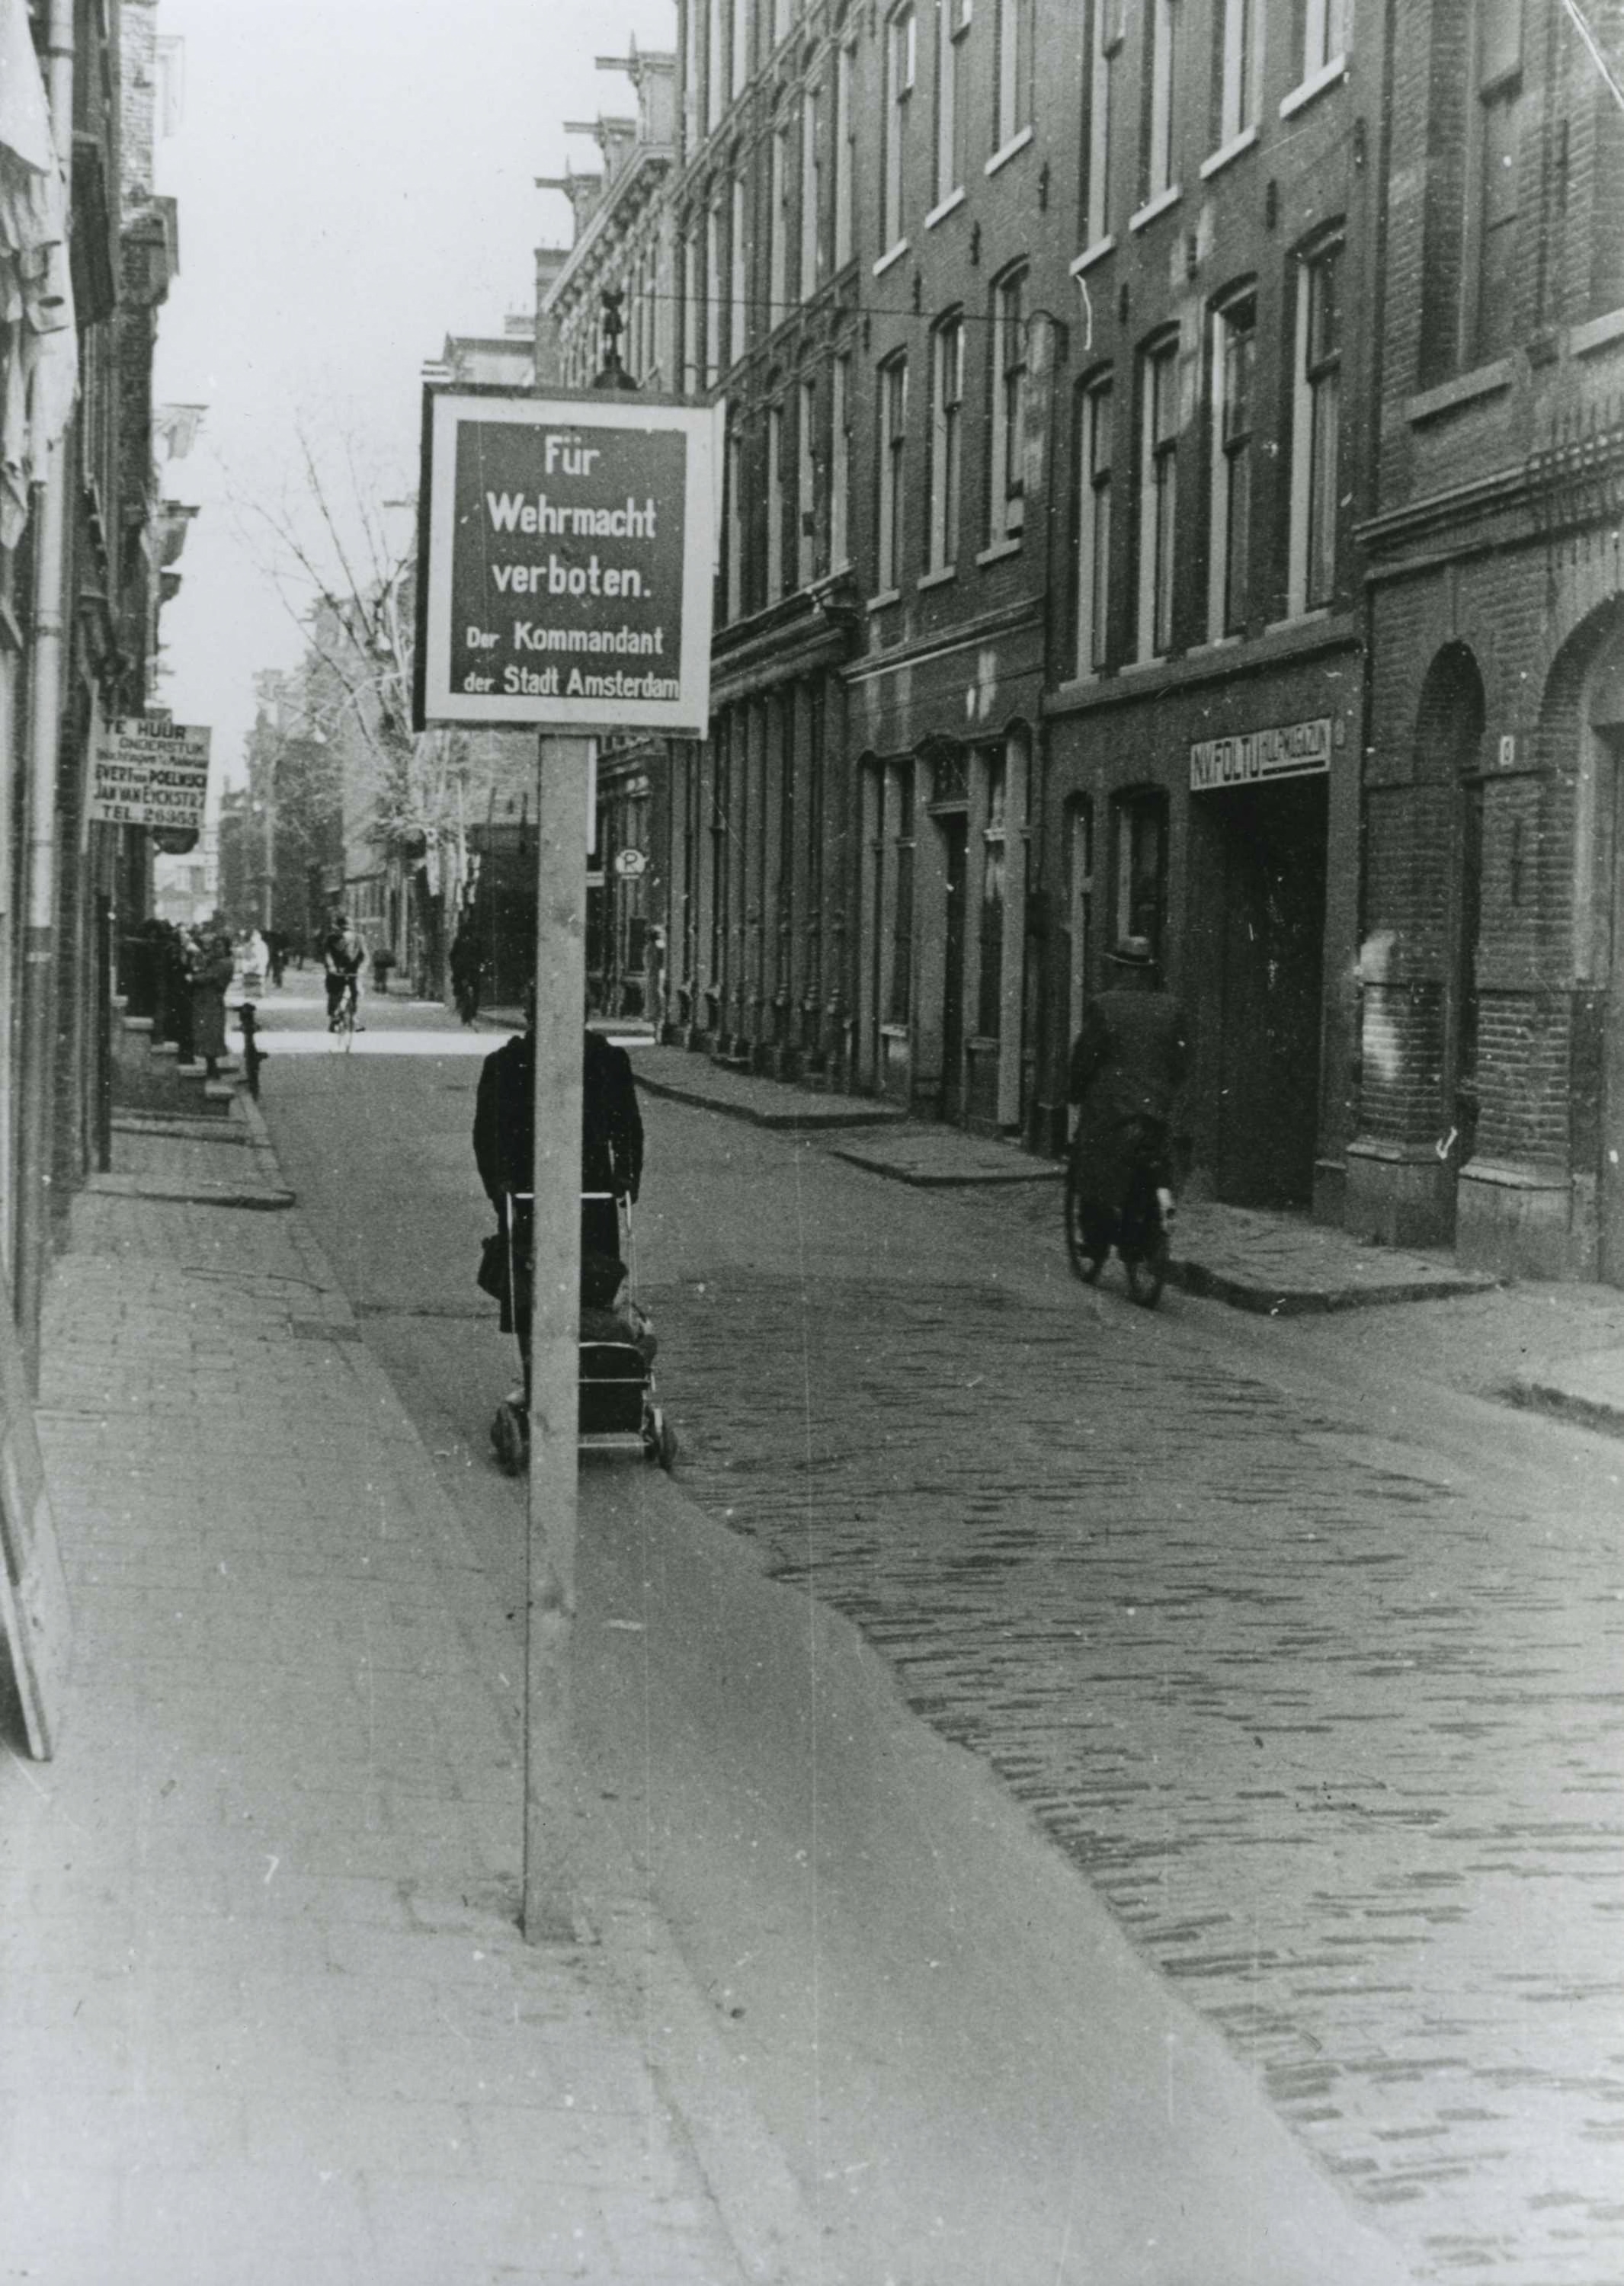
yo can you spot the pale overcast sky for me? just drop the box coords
[152,0,677,786]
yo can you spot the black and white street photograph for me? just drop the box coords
[2,1,1623,2279]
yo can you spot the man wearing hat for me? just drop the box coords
[1066,935,1188,1278]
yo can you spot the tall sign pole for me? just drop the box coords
[418,375,719,1942]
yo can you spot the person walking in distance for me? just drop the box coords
[321,912,366,1033]
[1066,936,1188,1283]
[449,924,484,1026]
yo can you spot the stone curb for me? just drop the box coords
[85,1169,295,1212]
[830,1139,1063,1183]
[226,1085,825,2286]
[636,1068,909,1130]
[1501,1375,1624,1439]
[1171,1257,1499,1316]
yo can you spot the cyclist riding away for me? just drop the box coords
[322,913,366,1033]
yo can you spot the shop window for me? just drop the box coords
[1136,331,1179,658]
[1112,788,1168,961]
[1208,287,1255,638]
[1075,371,1113,674]
[883,5,916,253]
[877,352,909,591]
[978,756,1007,1037]
[988,268,1028,543]
[1289,233,1343,616]
[927,311,964,572]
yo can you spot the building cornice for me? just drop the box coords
[543,146,674,312]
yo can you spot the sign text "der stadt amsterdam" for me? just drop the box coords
[88,718,210,829]
[1190,716,1334,793]
[417,392,722,735]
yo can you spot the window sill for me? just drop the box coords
[1264,607,1333,638]
[1280,53,1347,120]
[873,239,909,279]
[985,125,1034,178]
[1129,184,1182,234]
[1571,305,1624,359]
[918,564,958,591]
[866,588,902,613]
[1405,359,1514,425]
[1187,634,1244,657]
[975,536,1023,567]
[1120,653,1172,675]
[1070,235,1115,276]
[1200,123,1258,181]
[925,186,967,229]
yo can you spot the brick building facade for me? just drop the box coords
[1349,0,1624,1283]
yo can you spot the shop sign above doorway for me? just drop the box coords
[1190,714,1333,794]
[415,387,722,736]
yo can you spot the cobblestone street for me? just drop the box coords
[636,1097,1624,2286]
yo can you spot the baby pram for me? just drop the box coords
[489,1189,677,1475]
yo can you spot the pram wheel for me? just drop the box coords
[642,1405,679,1471]
[491,1398,529,1474]
[1123,1227,1170,1309]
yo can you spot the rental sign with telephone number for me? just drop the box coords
[415,389,722,735]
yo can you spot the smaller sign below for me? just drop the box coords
[612,847,649,879]
[1190,715,1333,795]
[90,718,211,830]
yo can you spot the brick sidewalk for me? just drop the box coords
[0,1127,785,2285]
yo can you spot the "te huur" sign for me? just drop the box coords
[416,391,722,735]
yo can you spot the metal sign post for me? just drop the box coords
[416,379,718,1945]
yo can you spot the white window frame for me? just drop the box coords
[994,0,1031,154]
[801,78,823,299]
[988,270,1028,543]
[831,352,852,568]
[1075,373,1113,675]
[834,39,856,267]
[767,402,786,601]
[1301,0,1350,80]
[934,0,970,207]
[1287,235,1343,616]
[1464,0,1522,367]
[730,172,748,367]
[682,230,701,392]
[927,312,964,572]
[726,424,744,620]
[877,353,909,593]
[1083,0,1122,247]
[705,200,722,386]
[1144,0,1179,205]
[731,0,749,98]
[770,126,790,324]
[1206,288,1255,639]
[1214,0,1259,149]
[798,374,819,588]
[707,0,725,133]
[883,6,917,256]
[1136,333,1180,659]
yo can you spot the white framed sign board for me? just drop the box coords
[416,388,722,736]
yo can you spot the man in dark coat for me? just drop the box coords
[1067,936,1188,1269]
[472,1003,645,1398]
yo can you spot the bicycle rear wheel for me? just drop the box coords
[1063,1157,1103,1283]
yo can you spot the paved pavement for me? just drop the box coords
[0,1090,802,2283]
[617,1093,1624,2286]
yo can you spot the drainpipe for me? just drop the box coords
[16,0,76,1378]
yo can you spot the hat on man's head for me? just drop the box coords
[1107,934,1155,968]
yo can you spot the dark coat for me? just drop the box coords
[187,931,234,1061]
[472,1029,645,1207]
[1067,988,1188,1207]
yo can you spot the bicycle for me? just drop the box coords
[328,972,360,1052]
[1064,1118,1174,1308]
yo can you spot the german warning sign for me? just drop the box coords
[89,719,211,829]
[418,390,722,735]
